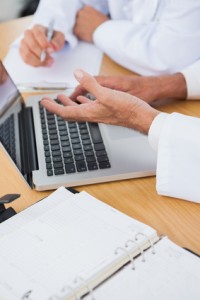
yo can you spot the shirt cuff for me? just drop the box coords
[180,62,200,100]
[148,113,169,152]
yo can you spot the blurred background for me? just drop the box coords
[0,0,40,22]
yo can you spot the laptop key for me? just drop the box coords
[74,154,84,161]
[86,156,96,162]
[88,122,103,144]
[76,161,87,172]
[65,163,76,173]
[54,168,64,175]
[63,152,73,158]
[53,157,62,162]
[83,145,93,151]
[52,150,61,157]
[53,162,64,169]
[51,145,60,151]
[50,139,59,145]
[96,150,107,157]
[82,139,91,145]
[87,162,98,170]
[94,143,105,151]
[97,156,109,162]
[64,157,74,164]
[46,163,52,169]
[45,157,51,163]
[47,170,53,176]
[73,149,83,155]
[99,161,111,169]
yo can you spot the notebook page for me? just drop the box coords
[3,41,103,91]
[0,186,73,237]
[84,237,200,300]
[0,190,158,300]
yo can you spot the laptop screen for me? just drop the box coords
[0,60,27,182]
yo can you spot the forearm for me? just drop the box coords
[127,102,160,135]
[153,73,187,100]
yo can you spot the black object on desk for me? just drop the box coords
[0,194,20,223]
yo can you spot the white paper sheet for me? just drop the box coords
[0,188,157,300]
[3,41,103,91]
[84,237,200,300]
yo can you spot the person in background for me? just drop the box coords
[19,0,200,79]
[72,59,200,103]
[41,69,200,203]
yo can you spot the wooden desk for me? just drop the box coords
[1,17,200,255]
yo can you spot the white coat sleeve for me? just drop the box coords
[31,0,82,48]
[31,0,109,48]
[93,0,200,76]
[148,113,200,203]
[180,60,200,100]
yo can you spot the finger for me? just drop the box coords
[23,29,43,59]
[57,94,78,106]
[19,39,43,67]
[74,69,105,99]
[76,95,92,104]
[95,76,120,89]
[32,25,50,50]
[50,31,65,51]
[41,98,85,121]
[70,85,87,100]
[41,98,67,119]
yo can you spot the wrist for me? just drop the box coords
[128,102,160,135]
[155,73,187,100]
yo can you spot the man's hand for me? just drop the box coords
[73,6,109,43]
[19,25,65,67]
[71,73,187,103]
[41,70,159,134]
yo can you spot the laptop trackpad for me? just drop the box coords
[103,124,141,140]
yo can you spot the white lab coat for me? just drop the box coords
[33,0,200,77]
[149,113,200,203]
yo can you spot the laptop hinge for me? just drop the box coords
[18,107,39,187]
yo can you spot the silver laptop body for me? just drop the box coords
[0,61,156,191]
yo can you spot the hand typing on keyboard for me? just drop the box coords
[41,69,159,135]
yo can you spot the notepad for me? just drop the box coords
[3,41,103,92]
[0,187,199,300]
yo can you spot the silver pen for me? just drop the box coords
[40,19,55,62]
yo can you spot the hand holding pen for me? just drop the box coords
[19,22,65,67]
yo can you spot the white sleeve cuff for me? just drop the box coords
[148,113,169,152]
[181,60,200,100]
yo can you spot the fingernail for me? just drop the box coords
[46,47,54,54]
[46,58,54,67]
[74,69,84,81]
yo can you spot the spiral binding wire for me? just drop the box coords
[125,239,146,262]
[54,232,157,299]
[74,276,95,300]
[114,232,157,272]
[115,246,136,269]
[135,232,156,255]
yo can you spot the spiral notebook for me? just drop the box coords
[0,187,199,300]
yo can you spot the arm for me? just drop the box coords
[19,0,82,66]
[70,73,187,104]
[92,2,200,75]
[180,60,200,100]
[41,69,200,203]
[41,69,159,134]
[149,113,200,203]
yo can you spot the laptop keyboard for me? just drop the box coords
[0,114,16,162]
[39,101,111,176]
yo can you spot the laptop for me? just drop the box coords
[0,60,156,191]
